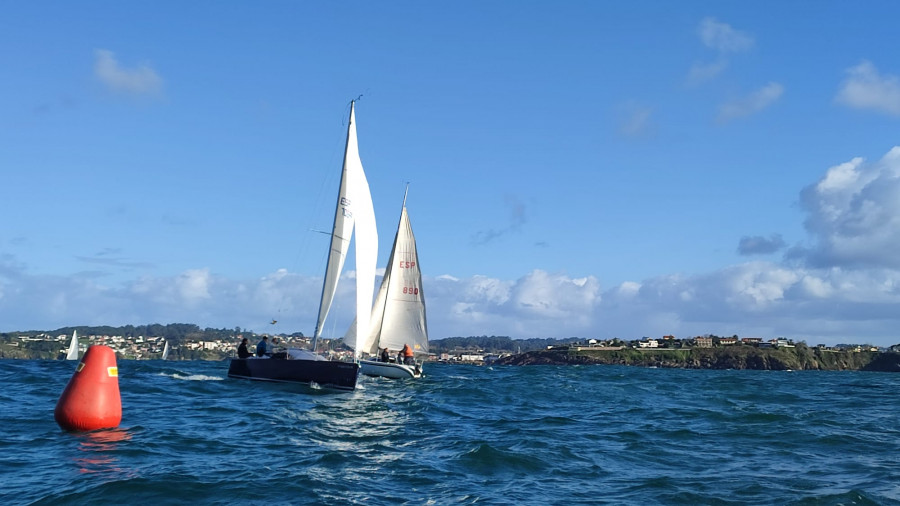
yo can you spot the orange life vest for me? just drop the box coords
[402,344,414,357]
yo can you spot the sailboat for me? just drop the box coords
[227,100,377,391]
[65,330,79,361]
[354,187,428,379]
[161,340,170,360]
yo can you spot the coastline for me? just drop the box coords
[496,347,900,372]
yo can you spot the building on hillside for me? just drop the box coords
[774,338,794,348]
[695,336,713,348]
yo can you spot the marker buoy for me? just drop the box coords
[54,345,122,432]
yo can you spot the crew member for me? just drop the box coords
[380,347,390,362]
[402,343,414,365]
[256,336,269,357]
[238,338,252,358]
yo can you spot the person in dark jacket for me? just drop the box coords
[256,336,269,357]
[380,347,390,362]
[237,338,252,359]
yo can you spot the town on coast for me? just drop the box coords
[2,324,899,372]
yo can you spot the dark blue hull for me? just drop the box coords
[227,357,359,391]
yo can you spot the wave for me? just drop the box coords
[159,373,224,381]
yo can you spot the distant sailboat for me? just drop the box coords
[65,330,79,361]
[227,100,377,391]
[161,339,170,360]
[354,186,428,379]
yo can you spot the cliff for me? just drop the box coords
[496,347,900,372]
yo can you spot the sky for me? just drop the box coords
[3,1,900,346]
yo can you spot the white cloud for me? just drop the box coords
[725,263,799,308]
[686,18,749,87]
[177,269,212,301]
[799,275,833,298]
[738,234,786,255]
[836,61,900,116]
[698,17,754,53]
[799,146,900,269]
[686,59,728,86]
[94,49,163,95]
[617,281,641,298]
[718,82,784,122]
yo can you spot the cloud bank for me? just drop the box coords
[3,148,900,346]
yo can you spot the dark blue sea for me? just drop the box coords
[2,360,899,505]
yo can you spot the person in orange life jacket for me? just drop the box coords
[402,343,414,365]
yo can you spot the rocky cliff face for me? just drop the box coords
[496,348,900,372]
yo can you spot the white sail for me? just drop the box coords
[161,339,170,360]
[360,194,428,356]
[65,330,79,361]
[313,101,377,355]
[348,144,377,358]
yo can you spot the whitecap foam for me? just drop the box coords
[168,373,224,381]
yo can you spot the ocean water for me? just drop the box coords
[2,360,899,505]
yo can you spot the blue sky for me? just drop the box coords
[4,1,900,346]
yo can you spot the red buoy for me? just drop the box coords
[54,345,122,432]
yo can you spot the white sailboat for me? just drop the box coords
[228,100,377,391]
[65,330,79,361]
[161,339,170,360]
[355,187,428,379]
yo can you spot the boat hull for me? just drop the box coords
[227,357,359,391]
[359,359,421,379]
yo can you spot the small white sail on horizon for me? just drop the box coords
[161,339,170,360]
[65,330,79,361]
